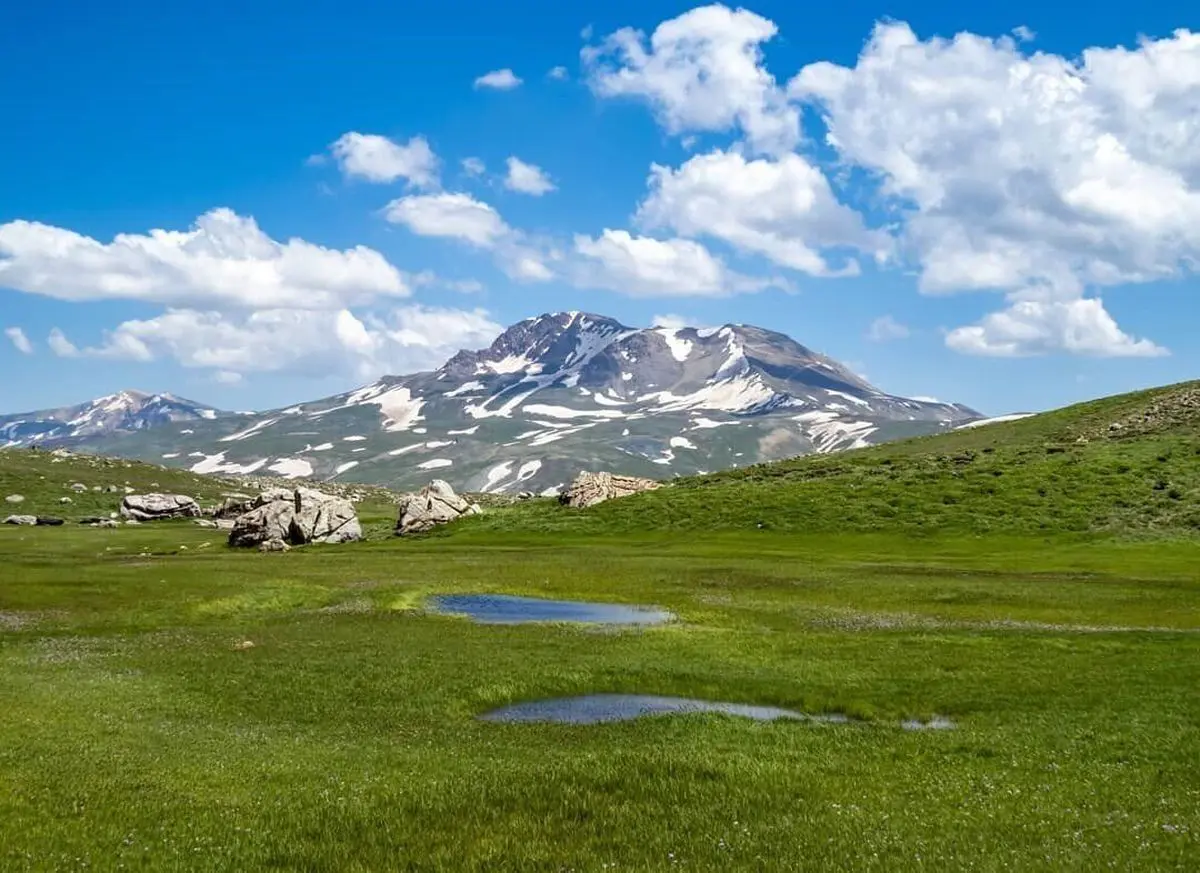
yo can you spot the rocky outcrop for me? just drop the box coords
[228,488,361,549]
[396,480,481,535]
[120,493,201,521]
[560,471,661,509]
[3,515,37,526]
[212,493,256,519]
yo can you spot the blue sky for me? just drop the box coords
[1,0,1197,415]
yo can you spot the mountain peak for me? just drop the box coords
[3,310,983,494]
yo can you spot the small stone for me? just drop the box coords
[5,495,24,504]
[233,640,256,650]
[59,497,73,504]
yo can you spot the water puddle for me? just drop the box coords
[429,594,671,626]
[479,694,850,725]
[901,716,956,731]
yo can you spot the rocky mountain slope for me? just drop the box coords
[36,313,979,494]
[0,390,224,448]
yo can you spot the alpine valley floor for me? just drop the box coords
[1,383,1198,871]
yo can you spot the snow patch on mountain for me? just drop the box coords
[190,452,269,476]
[220,418,278,443]
[957,413,1033,429]
[388,444,423,456]
[655,328,693,362]
[524,404,625,420]
[641,375,778,414]
[445,381,485,398]
[268,458,314,478]
[483,462,514,492]
[794,411,877,453]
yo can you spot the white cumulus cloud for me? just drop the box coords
[60,306,503,380]
[328,132,440,187]
[548,65,569,80]
[867,315,910,342]
[384,192,555,282]
[572,229,775,297]
[791,21,1200,356]
[651,313,693,329]
[504,157,556,196]
[384,192,510,248]
[474,69,522,90]
[47,328,80,358]
[946,298,1166,358]
[583,4,800,154]
[4,327,33,355]
[638,149,887,276]
[0,208,408,310]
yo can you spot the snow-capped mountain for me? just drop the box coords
[44,313,982,494]
[0,390,224,448]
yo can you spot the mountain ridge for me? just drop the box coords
[0,389,224,448]
[1,312,982,493]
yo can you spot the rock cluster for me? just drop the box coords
[228,487,361,550]
[120,493,202,522]
[396,480,481,535]
[212,493,256,519]
[560,471,660,509]
[2,516,64,526]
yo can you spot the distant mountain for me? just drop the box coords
[31,313,981,494]
[0,390,225,448]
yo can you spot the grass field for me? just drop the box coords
[2,384,1199,870]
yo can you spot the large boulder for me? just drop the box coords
[3,515,37,526]
[229,488,361,549]
[120,493,201,522]
[396,480,481,535]
[560,471,661,509]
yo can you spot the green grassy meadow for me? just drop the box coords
[2,383,1199,870]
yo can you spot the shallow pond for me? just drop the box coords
[479,694,851,724]
[429,594,672,625]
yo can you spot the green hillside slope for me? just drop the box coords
[459,380,1200,537]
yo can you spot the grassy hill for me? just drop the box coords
[457,380,1200,538]
[0,448,403,532]
[0,449,239,520]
